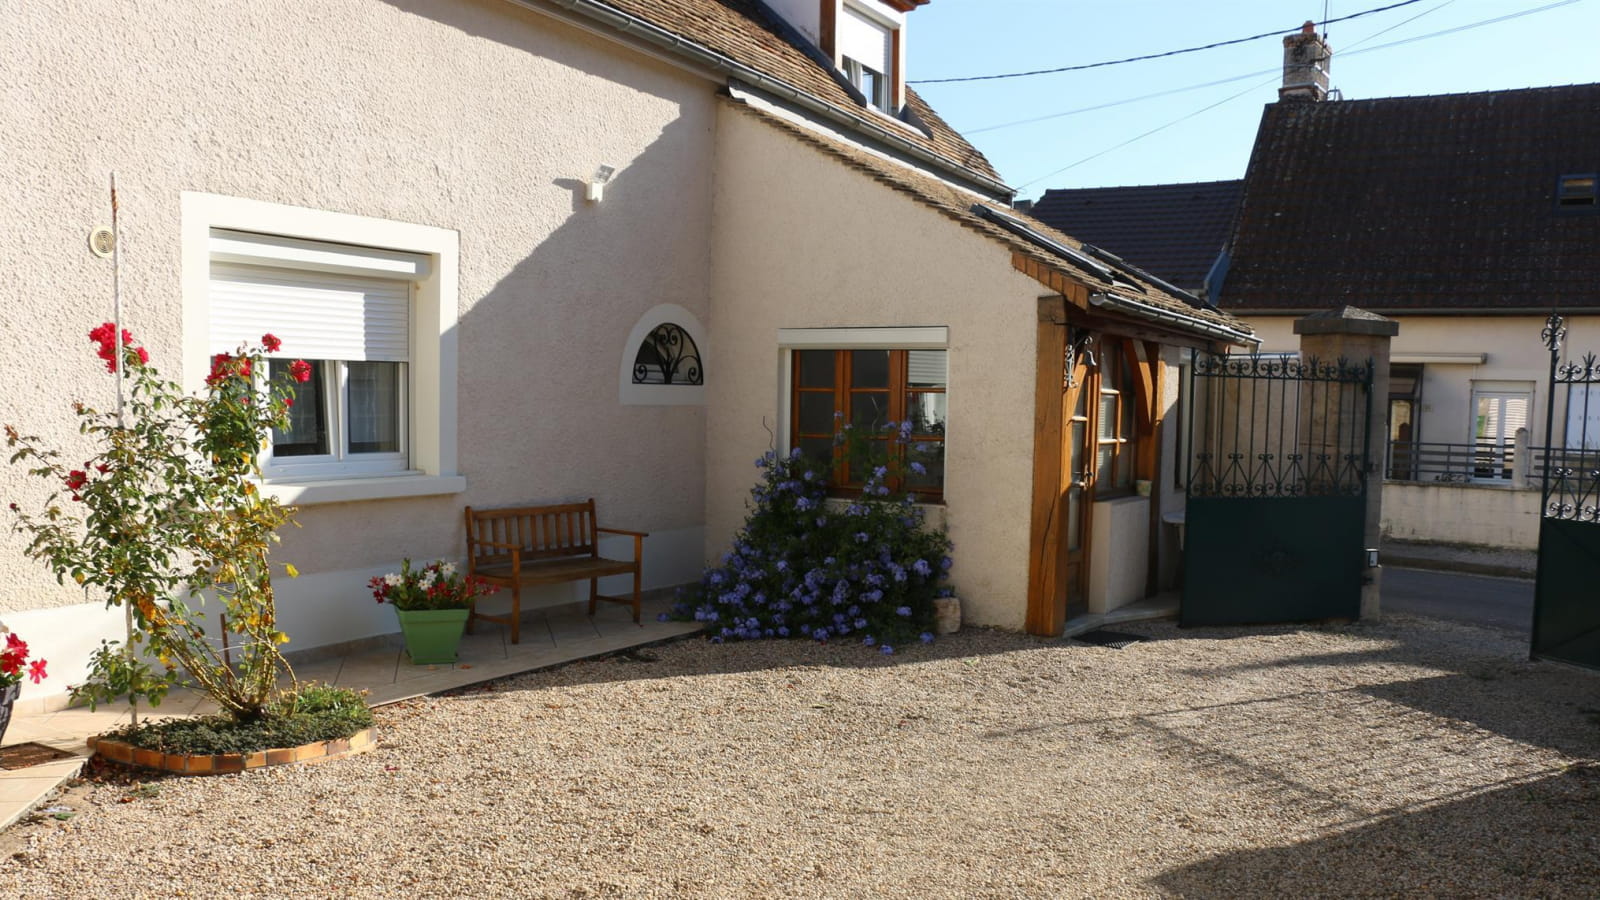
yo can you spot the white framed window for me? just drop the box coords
[182,194,465,505]
[619,303,708,406]
[209,254,415,480]
[1471,382,1531,482]
[839,4,895,111]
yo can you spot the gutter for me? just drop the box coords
[1090,291,1259,347]
[513,0,1014,202]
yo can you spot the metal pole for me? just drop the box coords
[1540,313,1565,502]
[109,173,137,727]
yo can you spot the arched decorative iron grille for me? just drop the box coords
[632,323,703,386]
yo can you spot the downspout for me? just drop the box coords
[511,0,1014,202]
[1089,291,1259,347]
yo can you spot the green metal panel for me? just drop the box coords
[1182,495,1365,626]
[1532,519,1600,670]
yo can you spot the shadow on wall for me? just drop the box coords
[1151,763,1600,897]
[274,0,714,577]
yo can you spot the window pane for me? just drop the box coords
[1097,443,1114,483]
[906,391,947,435]
[798,350,835,389]
[851,350,890,389]
[906,350,948,388]
[798,392,838,435]
[906,441,945,491]
[797,438,834,475]
[846,437,890,484]
[851,392,889,429]
[1099,391,1117,441]
[271,360,330,457]
[348,361,401,454]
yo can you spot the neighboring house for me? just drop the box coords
[1034,25,1600,552]
[1030,179,1243,301]
[1220,28,1600,550]
[2,0,1253,703]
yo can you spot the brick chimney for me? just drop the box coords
[1280,21,1330,102]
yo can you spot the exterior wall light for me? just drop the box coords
[586,165,616,203]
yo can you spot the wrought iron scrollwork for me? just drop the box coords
[1542,312,1566,354]
[1186,349,1373,499]
[632,323,703,386]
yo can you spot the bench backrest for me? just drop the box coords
[465,499,599,568]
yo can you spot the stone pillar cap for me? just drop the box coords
[1293,306,1399,336]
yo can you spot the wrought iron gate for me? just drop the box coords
[1532,314,1600,670]
[1182,351,1373,626]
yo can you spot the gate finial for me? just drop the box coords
[1542,312,1566,354]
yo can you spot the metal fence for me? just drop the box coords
[1384,440,1518,483]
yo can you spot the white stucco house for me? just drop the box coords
[2,0,1252,706]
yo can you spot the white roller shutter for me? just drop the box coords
[209,262,411,362]
[839,6,890,72]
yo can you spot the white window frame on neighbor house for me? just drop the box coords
[1470,381,1532,483]
[181,193,465,505]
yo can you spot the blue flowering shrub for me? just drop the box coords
[672,428,953,654]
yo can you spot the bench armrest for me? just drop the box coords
[596,526,650,538]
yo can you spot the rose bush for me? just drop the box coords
[6,324,312,721]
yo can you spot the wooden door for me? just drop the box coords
[1061,357,1094,620]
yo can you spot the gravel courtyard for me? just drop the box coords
[5,614,1597,898]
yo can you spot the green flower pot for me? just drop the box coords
[395,608,470,665]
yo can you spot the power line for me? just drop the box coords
[909,0,1427,85]
[1010,0,1583,189]
[968,0,1462,136]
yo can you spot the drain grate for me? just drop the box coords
[0,742,78,770]
[1072,629,1149,650]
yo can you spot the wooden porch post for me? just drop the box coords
[1026,299,1068,635]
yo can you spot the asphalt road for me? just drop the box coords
[1382,566,1535,633]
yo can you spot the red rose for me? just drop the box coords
[262,333,282,352]
[64,470,88,492]
[289,360,312,383]
[282,396,294,409]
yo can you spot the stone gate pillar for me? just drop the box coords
[1295,307,1398,619]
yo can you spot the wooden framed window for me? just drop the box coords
[791,348,947,498]
[1094,336,1156,496]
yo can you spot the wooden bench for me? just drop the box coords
[464,499,648,643]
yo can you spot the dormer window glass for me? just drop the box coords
[1557,173,1598,208]
[839,5,894,111]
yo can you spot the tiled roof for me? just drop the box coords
[1031,180,1242,295]
[726,99,1251,341]
[1222,84,1600,312]
[593,0,1004,186]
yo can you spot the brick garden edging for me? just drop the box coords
[87,727,376,776]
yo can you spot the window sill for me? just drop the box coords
[261,474,467,506]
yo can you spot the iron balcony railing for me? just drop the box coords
[1384,440,1518,483]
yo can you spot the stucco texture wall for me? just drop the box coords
[1382,481,1540,550]
[0,0,715,615]
[705,105,1042,630]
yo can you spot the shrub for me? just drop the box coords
[675,424,952,654]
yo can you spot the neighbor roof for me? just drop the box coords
[726,99,1252,344]
[1031,180,1243,295]
[584,0,1004,187]
[1222,83,1600,313]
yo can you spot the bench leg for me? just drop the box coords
[587,577,599,618]
[509,581,521,644]
[630,566,642,625]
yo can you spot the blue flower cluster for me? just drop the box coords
[672,436,952,654]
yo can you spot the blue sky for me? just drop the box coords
[909,0,1600,199]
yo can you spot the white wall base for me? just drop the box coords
[7,525,705,708]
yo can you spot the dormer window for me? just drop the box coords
[838,4,897,112]
[1557,173,1598,208]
